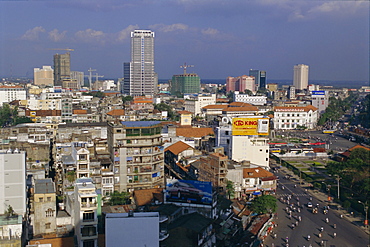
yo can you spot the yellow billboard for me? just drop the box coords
[232,117,269,136]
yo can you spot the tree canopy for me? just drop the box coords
[106,191,131,206]
[326,147,370,201]
[250,195,277,214]
[0,105,32,128]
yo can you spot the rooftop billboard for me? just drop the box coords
[165,179,212,205]
[232,117,269,136]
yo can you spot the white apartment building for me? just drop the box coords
[311,91,329,114]
[74,178,98,247]
[293,64,309,90]
[215,125,269,168]
[231,136,269,167]
[0,150,26,215]
[72,143,91,178]
[184,94,216,116]
[273,105,318,130]
[26,96,62,110]
[234,91,267,105]
[0,85,27,106]
[34,66,54,86]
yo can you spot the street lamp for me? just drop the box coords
[336,175,341,200]
[358,201,368,229]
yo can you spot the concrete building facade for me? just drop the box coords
[170,73,200,95]
[0,150,27,215]
[122,30,157,96]
[107,121,165,192]
[293,64,309,90]
[33,178,57,236]
[0,85,27,107]
[53,53,71,86]
[34,66,54,87]
[249,69,266,89]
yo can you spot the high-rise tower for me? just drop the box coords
[122,30,157,96]
[249,69,266,89]
[53,52,71,86]
[293,64,309,90]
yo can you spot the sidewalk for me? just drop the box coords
[279,165,370,235]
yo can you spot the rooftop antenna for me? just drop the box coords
[180,62,194,75]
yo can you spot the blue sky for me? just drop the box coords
[0,0,369,82]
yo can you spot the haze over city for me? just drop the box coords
[1,0,369,82]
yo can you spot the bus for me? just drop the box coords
[322,130,335,134]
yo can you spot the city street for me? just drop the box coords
[264,169,369,247]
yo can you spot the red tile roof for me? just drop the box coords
[243,168,273,178]
[133,188,163,206]
[107,109,125,116]
[177,110,192,115]
[274,105,318,112]
[176,127,214,138]
[164,141,194,155]
[73,109,87,115]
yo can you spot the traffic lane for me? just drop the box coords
[276,176,369,246]
[272,192,368,247]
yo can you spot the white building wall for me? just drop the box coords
[274,109,317,130]
[231,136,269,168]
[0,151,26,215]
[234,92,267,105]
[0,86,27,106]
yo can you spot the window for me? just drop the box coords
[83,211,95,222]
[83,240,95,247]
[81,226,97,237]
[39,197,43,202]
[46,208,54,217]
[45,223,51,229]
[47,197,51,202]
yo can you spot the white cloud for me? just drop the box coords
[149,23,189,32]
[201,28,219,35]
[21,26,45,41]
[307,1,368,15]
[74,28,106,43]
[48,29,67,42]
[117,25,139,41]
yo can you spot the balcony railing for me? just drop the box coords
[81,202,97,208]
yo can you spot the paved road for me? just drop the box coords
[264,170,369,247]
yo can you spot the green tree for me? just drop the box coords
[66,171,76,183]
[154,103,175,120]
[106,191,131,205]
[4,205,16,216]
[122,95,133,104]
[226,180,235,199]
[83,91,105,98]
[250,195,277,214]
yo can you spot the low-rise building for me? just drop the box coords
[273,105,318,130]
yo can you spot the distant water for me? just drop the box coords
[159,79,368,88]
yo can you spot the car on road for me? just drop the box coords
[307,202,313,208]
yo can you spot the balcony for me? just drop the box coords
[81,202,97,208]
[159,230,169,241]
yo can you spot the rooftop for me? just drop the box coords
[120,121,161,127]
[34,178,55,194]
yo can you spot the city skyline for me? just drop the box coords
[0,0,369,82]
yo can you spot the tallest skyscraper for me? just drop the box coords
[122,30,157,96]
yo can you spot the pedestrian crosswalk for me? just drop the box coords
[276,193,308,197]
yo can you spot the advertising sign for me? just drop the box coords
[165,179,212,205]
[232,117,269,136]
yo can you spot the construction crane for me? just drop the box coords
[86,68,96,89]
[95,73,104,82]
[180,62,194,74]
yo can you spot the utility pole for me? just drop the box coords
[336,175,341,199]
[358,201,368,229]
